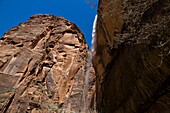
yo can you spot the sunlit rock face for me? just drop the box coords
[0,14,95,113]
[94,0,170,113]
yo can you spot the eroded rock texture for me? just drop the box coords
[94,0,170,113]
[0,14,95,113]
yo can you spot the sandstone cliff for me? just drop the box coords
[94,0,170,113]
[1,0,170,113]
[0,14,95,113]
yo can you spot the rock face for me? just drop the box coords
[94,0,170,113]
[0,14,95,113]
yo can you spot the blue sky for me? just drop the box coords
[0,0,98,48]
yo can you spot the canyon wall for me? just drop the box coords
[93,0,170,113]
[0,14,95,113]
[0,1,170,113]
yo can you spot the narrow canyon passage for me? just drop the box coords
[0,0,170,113]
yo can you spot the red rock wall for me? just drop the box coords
[0,14,95,113]
[94,0,170,113]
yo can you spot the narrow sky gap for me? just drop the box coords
[0,0,98,48]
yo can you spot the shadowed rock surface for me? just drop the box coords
[0,14,95,113]
[93,0,170,113]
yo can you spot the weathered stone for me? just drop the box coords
[0,14,95,113]
[94,0,170,113]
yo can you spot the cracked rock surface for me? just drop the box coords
[0,14,95,113]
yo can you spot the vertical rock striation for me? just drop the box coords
[94,0,170,113]
[0,14,95,113]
